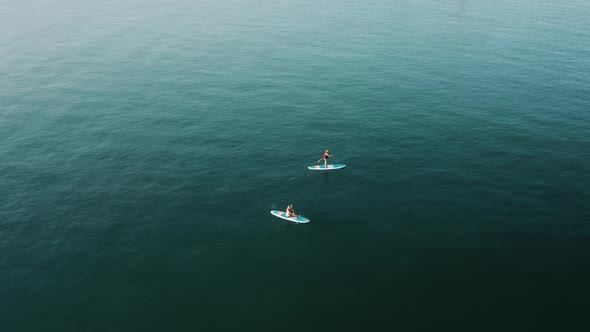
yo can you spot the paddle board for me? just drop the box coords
[307,164,346,170]
[270,210,310,223]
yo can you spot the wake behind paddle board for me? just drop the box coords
[270,210,310,223]
[307,164,346,170]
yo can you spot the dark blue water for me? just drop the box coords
[1,0,589,330]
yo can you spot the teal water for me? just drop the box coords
[2,0,590,330]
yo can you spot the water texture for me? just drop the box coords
[1,0,589,330]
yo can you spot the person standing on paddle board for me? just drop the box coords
[317,149,332,166]
[286,204,299,218]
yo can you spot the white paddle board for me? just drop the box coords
[307,164,346,170]
[270,210,310,223]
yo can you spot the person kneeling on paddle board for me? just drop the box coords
[317,149,331,166]
[286,204,299,218]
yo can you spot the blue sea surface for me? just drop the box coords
[1,0,589,330]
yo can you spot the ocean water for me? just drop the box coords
[1,0,589,330]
